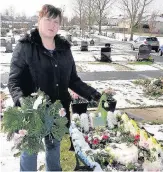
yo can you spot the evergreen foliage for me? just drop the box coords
[2,91,68,155]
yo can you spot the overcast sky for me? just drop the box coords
[0,0,162,19]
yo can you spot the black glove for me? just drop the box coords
[90,91,101,102]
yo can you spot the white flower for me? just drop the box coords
[31,93,38,96]
[93,134,101,140]
[59,108,66,117]
[33,95,43,110]
[71,113,80,121]
[80,113,89,132]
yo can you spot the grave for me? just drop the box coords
[5,41,13,53]
[73,40,78,46]
[80,41,88,51]
[136,44,153,62]
[90,39,95,46]
[100,46,112,62]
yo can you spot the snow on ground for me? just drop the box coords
[0,133,45,172]
[76,62,116,72]
[0,53,12,64]
[152,62,163,70]
[0,65,10,73]
[72,51,95,62]
[112,54,135,62]
[85,80,163,109]
[143,124,163,141]
[71,45,103,52]
[0,47,6,52]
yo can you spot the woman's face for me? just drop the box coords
[38,15,60,39]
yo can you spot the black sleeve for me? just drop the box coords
[8,42,26,106]
[68,50,101,101]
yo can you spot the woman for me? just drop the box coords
[8,4,101,171]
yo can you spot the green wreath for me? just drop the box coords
[2,91,68,155]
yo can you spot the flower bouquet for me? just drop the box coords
[2,91,68,155]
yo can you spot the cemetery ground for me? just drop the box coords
[1,35,163,171]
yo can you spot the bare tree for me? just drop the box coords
[93,0,115,34]
[60,5,66,29]
[119,0,153,40]
[149,11,159,35]
[73,0,86,34]
[84,0,96,34]
[6,6,15,32]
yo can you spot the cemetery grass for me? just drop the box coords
[38,135,77,171]
[128,61,153,65]
[60,135,76,171]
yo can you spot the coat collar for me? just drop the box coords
[19,28,71,51]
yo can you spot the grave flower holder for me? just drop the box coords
[71,98,88,114]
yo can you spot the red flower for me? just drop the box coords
[134,134,140,145]
[84,135,89,143]
[92,138,99,145]
[102,135,109,140]
[134,134,140,141]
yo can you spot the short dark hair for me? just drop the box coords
[39,4,62,22]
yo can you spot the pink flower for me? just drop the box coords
[143,142,149,149]
[84,135,89,143]
[92,138,99,145]
[102,135,109,140]
[19,129,28,137]
[59,108,66,117]
[70,91,79,99]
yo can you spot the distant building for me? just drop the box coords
[149,16,163,34]
[1,15,37,36]
[117,15,163,34]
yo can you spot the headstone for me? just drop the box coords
[66,34,72,42]
[73,40,78,46]
[105,43,111,47]
[5,41,13,53]
[11,37,15,44]
[136,44,152,61]
[0,38,7,47]
[90,39,95,46]
[100,47,112,62]
[80,41,88,51]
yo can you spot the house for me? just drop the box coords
[149,16,163,34]
[117,15,163,34]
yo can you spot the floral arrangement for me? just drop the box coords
[70,110,163,171]
[133,78,163,97]
[2,91,68,155]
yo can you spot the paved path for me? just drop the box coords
[78,70,163,81]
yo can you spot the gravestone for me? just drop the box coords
[0,38,7,47]
[73,40,78,46]
[80,41,88,51]
[100,47,112,62]
[11,37,15,44]
[136,44,153,61]
[105,43,111,47]
[90,39,95,46]
[5,41,13,53]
